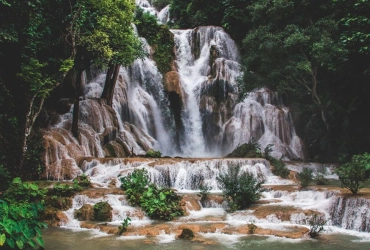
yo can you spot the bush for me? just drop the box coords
[0,178,47,249]
[335,153,370,194]
[146,149,162,158]
[217,164,264,212]
[314,173,329,185]
[226,138,262,158]
[121,169,150,206]
[140,184,183,220]
[298,167,313,187]
[121,169,183,220]
[73,174,91,188]
[306,213,327,238]
[270,158,290,178]
[93,202,112,221]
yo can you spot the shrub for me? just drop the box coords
[93,202,112,221]
[73,174,91,188]
[306,213,327,238]
[335,153,370,194]
[298,167,313,187]
[226,138,262,158]
[217,164,264,212]
[0,178,47,249]
[121,169,183,220]
[270,158,290,179]
[146,149,162,158]
[140,184,183,220]
[121,169,150,206]
[49,181,82,197]
[314,173,328,185]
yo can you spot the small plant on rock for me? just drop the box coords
[118,217,131,235]
[298,167,313,188]
[146,149,162,158]
[306,213,327,238]
[93,202,112,221]
[197,184,211,206]
[248,220,257,234]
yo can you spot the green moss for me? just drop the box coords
[135,8,174,76]
[93,202,112,221]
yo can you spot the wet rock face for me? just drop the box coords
[75,204,94,221]
[329,196,370,232]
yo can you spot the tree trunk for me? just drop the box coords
[101,64,120,106]
[71,69,84,139]
[17,95,45,174]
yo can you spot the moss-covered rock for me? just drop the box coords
[178,228,195,240]
[93,202,112,221]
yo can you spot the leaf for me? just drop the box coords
[0,234,6,246]
[16,239,24,249]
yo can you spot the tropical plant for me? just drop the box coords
[121,169,150,205]
[0,178,47,249]
[226,138,262,158]
[118,217,131,235]
[335,153,370,194]
[139,184,183,220]
[120,169,183,220]
[298,167,313,188]
[217,164,264,212]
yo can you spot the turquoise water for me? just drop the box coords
[43,228,370,250]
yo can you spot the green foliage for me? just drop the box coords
[135,8,174,75]
[298,168,313,188]
[140,184,183,220]
[270,158,290,179]
[306,213,327,238]
[118,217,131,235]
[121,168,150,206]
[3,178,46,204]
[152,0,170,10]
[0,165,10,191]
[0,178,47,249]
[217,164,264,212]
[93,202,112,221]
[73,174,91,188]
[146,149,162,158]
[49,180,82,197]
[226,138,262,158]
[335,153,370,194]
[120,169,184,220]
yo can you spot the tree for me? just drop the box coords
[217,164,264,211]
[335,153,370,194]
[62,0,143,138]
[242,0,347,131]
[0,0,65,175]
